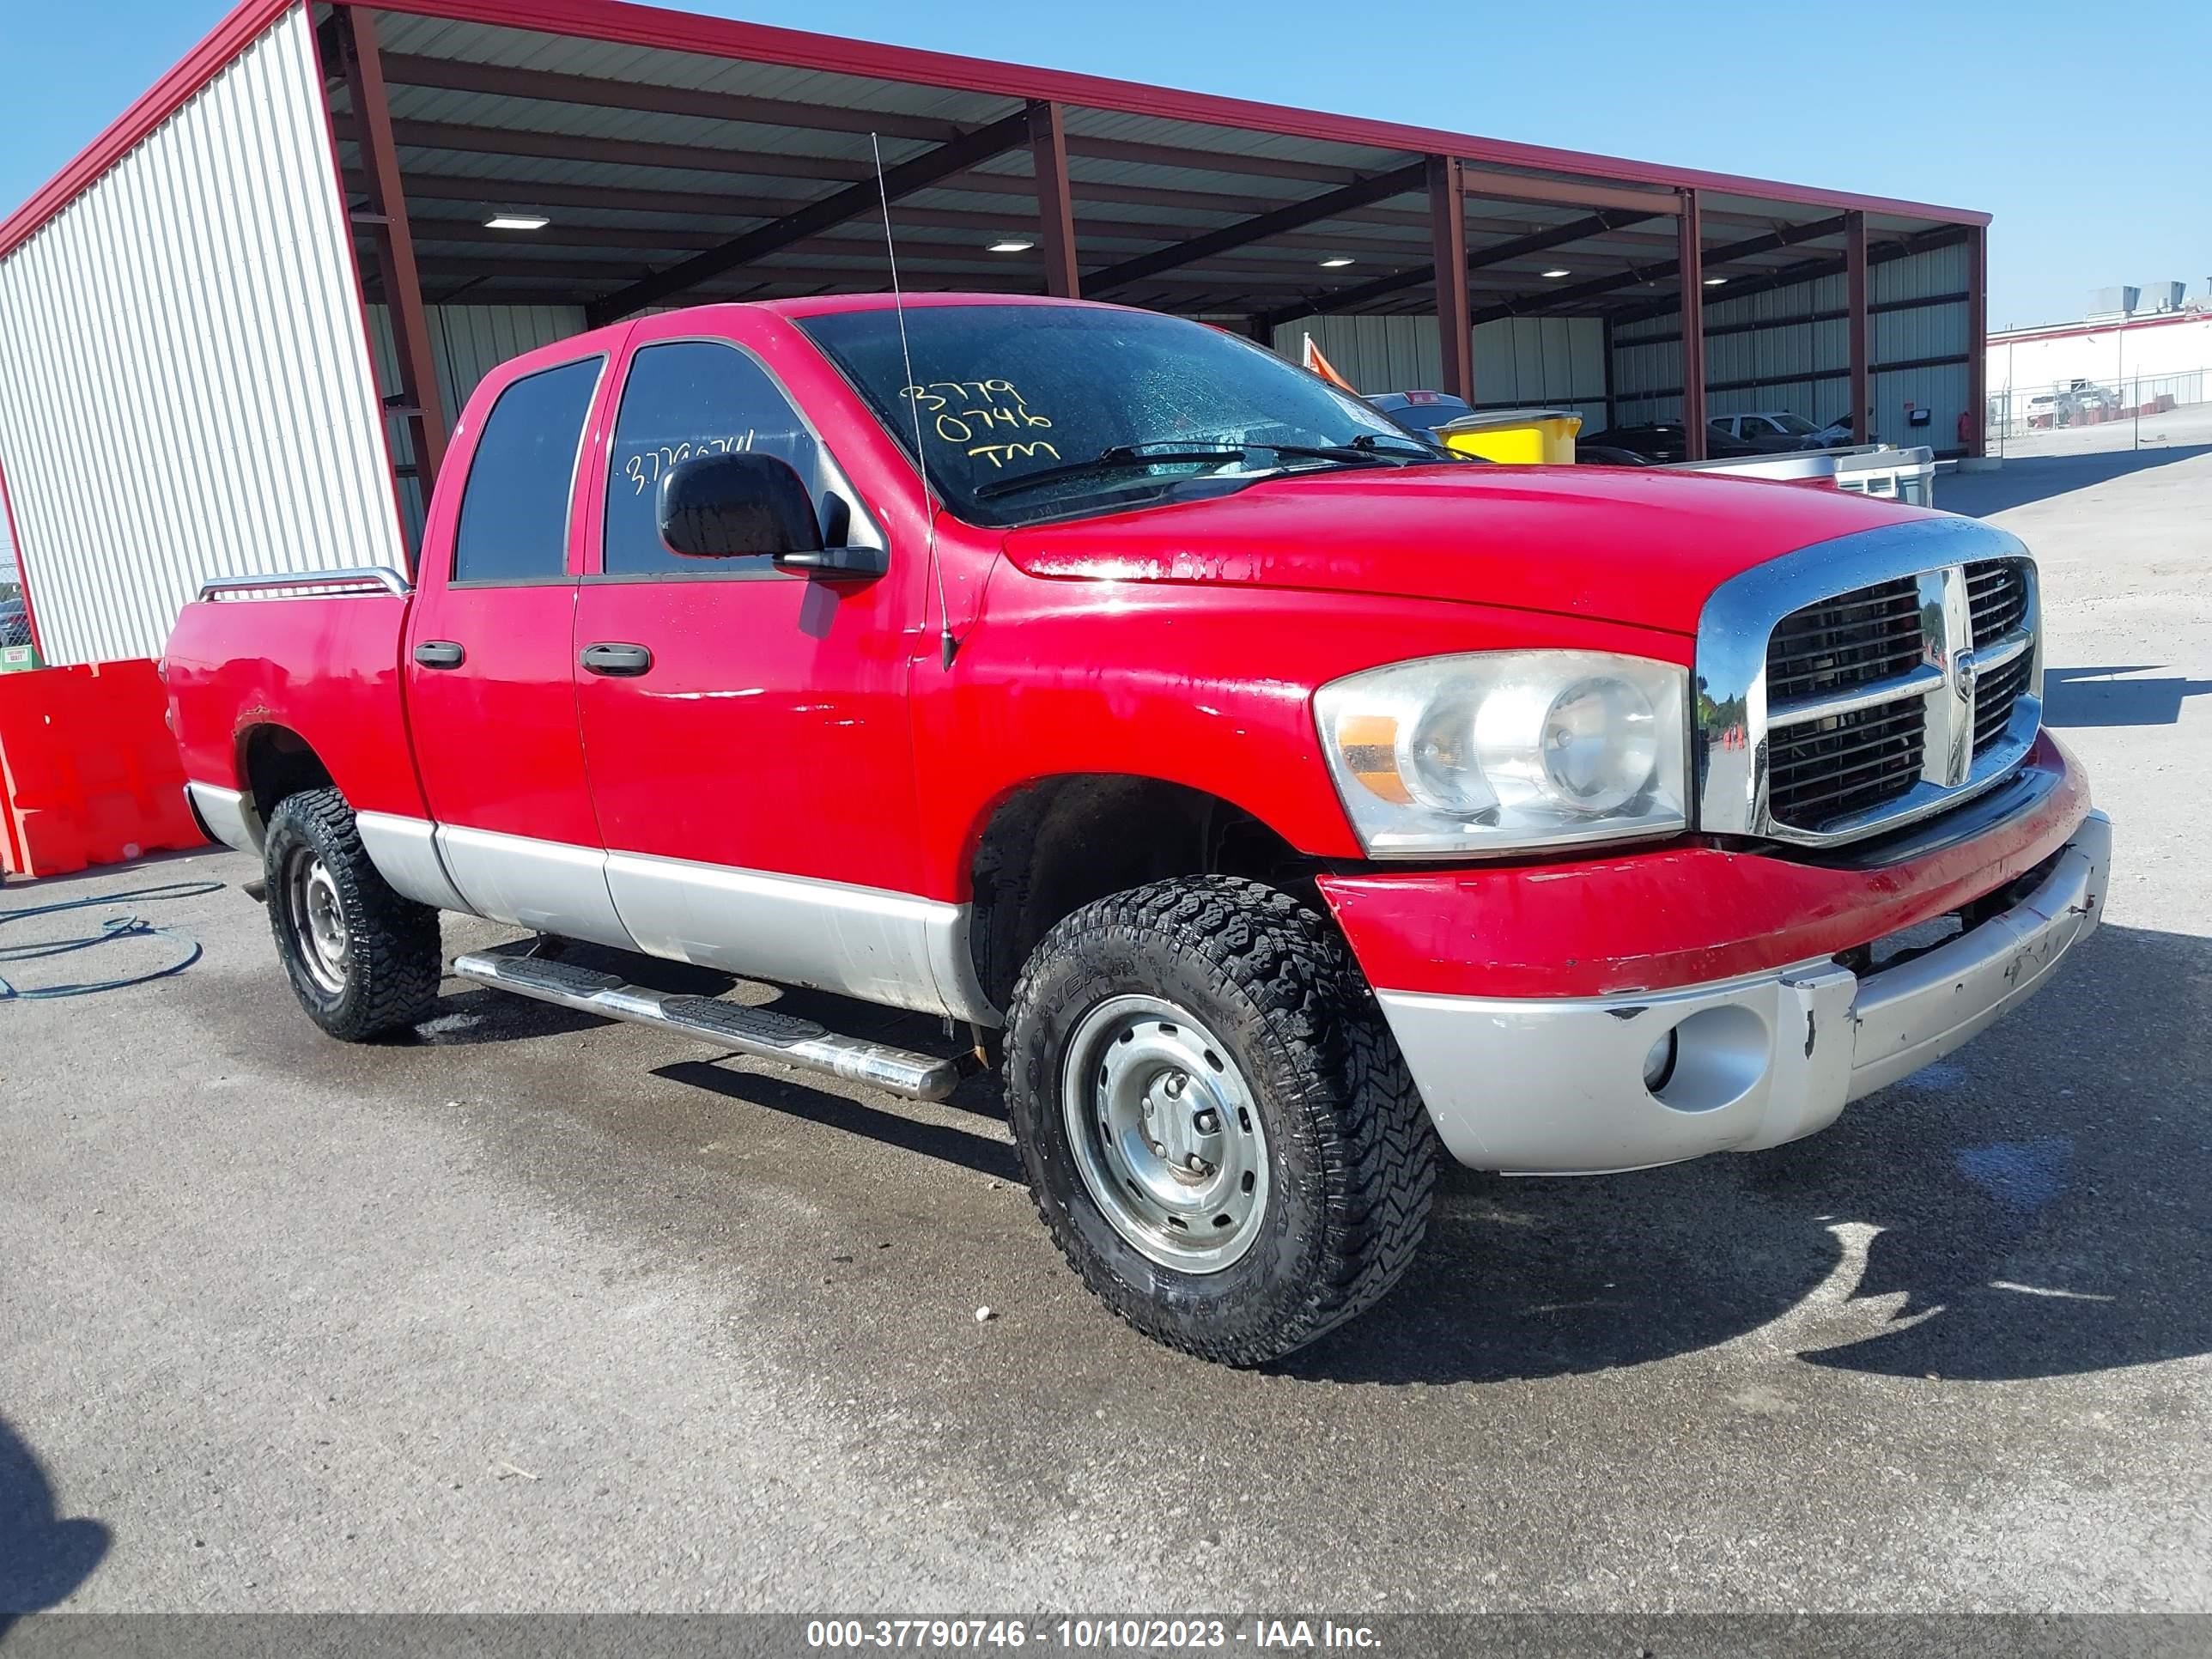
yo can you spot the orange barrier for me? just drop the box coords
[0,659,207,879]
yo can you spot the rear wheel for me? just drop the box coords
[1004,876,1435,1365]
[264,787,441,1041]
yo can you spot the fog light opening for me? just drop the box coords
[1649,1004,1770,1115]
[1642,1030,1680,1092]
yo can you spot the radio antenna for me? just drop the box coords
[872,133,957,671]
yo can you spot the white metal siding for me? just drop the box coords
[365,302,589,545]
[1610,242,1972,444]
[0,7,403,666]
[1268,313,1608,428]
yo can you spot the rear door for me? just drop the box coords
[403,344,635,945]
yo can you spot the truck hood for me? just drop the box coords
[1000,465,1934,635]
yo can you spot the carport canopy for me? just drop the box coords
[6,0,1991,487]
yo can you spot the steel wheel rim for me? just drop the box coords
[1060,994,1270,1274]
[286,848,351,996]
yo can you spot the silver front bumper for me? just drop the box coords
[1376,811,2111,1174]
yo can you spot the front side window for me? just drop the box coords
[452,357,603,583]
[603,341,828,576]
[796,304,1454,527]
[1767,413,1820,436]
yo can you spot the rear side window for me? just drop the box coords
[602,340,828,577]
[453,357,604,583]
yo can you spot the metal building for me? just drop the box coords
[0,0,1990,665]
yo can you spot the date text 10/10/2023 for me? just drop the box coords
[805,1618,1383,1650]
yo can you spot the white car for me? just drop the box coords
[1708,410,1837,452]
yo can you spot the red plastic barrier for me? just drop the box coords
[0,659,207,878]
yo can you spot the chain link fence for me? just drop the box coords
[1987,368,2212,457]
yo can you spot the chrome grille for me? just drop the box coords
[1966,559,2029,644]
[1764,575,1928,829]
[1973,652,2034,753]
[1767,694,1925,829]
[1765,577,1923,702]
[1695,520,2045,848]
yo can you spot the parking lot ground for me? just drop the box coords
[3,447,2209,1615]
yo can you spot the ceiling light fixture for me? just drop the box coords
[1540,268,1571,278]
[1704,275,1729,286]
[988,237,1036,253]
[1319,256,1356,269]
[483,211,550,231]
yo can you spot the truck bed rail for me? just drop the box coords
[198,567,410,602]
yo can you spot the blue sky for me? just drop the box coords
[3,0,2203,330]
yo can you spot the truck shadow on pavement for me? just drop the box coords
[1283,919,2212,1387]
[0,1415,109,1628]
[410,924,2208,1391]
[1942,444,2212,516]
[2044,665,2212,728]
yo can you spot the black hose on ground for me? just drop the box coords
[0,881,223,1001]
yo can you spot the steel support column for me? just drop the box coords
[331,5,448,495]
[1846,210,1870,446]
[1429,157,1473,402]
[1966,223,1988,458]
[1677,189,1705,460]
[1028,102,1081,299]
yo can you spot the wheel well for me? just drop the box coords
[240,726,335,828]
[966,775,1310,1012]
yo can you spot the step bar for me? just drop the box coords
[450,949,966,1103]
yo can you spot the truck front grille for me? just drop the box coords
[1765,575,1929,830]
[1766,697,1925,828]
[1765,577,1923,702]
[1696,526,2044,848]
[1966,559,2029,644]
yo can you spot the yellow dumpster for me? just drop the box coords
[1436,408,1582,465]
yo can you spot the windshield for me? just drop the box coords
[795,304,1454,526]
[1768,413,1820,434]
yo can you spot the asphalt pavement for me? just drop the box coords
[3,445,2208,1615]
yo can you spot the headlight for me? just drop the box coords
[1315,651,1689,857]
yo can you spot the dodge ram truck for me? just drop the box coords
[167,295,2109,1365]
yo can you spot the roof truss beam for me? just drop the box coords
[1083,161,1428,295]
[1255,206,1669,329]
[1469,213,1850,323]
[376,52,962,143]
[1607,223,1968,325]
[584,103,1042,324]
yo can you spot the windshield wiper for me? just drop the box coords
[971,434,1430,504]
[973,442,1249,501]
[1346,433,1449,459]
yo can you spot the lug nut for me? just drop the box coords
[1164,1073,1186,1099]
[1194,1110,1219,1134]
[1186,1154,1206,1174]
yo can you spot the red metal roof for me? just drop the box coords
[2,0,1989,268]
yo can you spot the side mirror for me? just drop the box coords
[657,452,886,578]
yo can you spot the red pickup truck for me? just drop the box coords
[167,295,2109,1365]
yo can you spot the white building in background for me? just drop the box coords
[1986,305,2212,413]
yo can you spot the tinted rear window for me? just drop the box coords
[453,357,604,583]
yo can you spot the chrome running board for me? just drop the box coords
[451,949,964,1103]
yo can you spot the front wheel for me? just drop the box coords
[1004,876,1435,1365]
[263,787,441,1041]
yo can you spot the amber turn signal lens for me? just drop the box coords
[1335,714,1410,803]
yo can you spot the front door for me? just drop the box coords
[572,319,939,1011]
[404,347,633,945]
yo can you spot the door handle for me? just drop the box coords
[580,641,654,678]
[413,640,465,670]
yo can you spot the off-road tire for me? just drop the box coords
[264,787,441,1041]
[1004,875,1435,1365]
